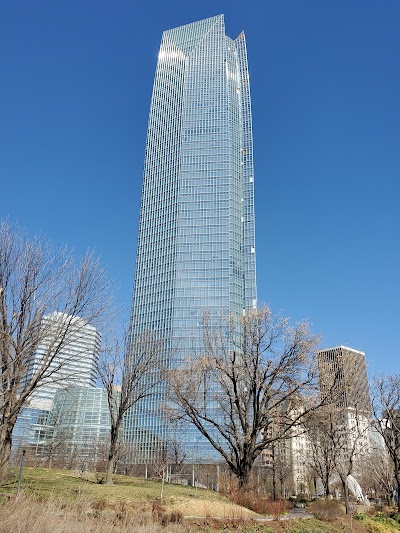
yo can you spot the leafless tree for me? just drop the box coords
[41,403,72,469]
[304,407,342,497]
[305,397,369,512]
[151,419,188,484]
[267,441,294,499]
[167,421,188,477]
[362,451,394,505]
[305,348,372,511]
[0,221,111,481]
[97,331,164,485]
[330,408,369,512]
[371,374,400,511]
[168,306,322,488]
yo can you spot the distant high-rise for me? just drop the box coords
[317,345,372,464]
[126,14,257,462]
[27,312,101,410]
[317,345,371,415]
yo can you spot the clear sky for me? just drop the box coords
[1,1,399,377]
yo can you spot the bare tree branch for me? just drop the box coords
[371,374,400,511]
[168,306,322,487]
[97,330,164,485]
[0,221,112,481]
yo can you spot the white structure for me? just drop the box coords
[27,312,101,410]
[290,429,313,493]
[369,419,387,455]
[347,474,370,506]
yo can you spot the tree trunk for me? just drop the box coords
[341,477,351,514]
[160,468,165,500]
[105,422,122,485]
[0,424,13,482]
[324,474,330,496]
[272,467,277,500]
[395,474,400,513]
[238,459,253,489]
[106,452,115,485]
[106,433,118,485]
[271,445,277,500]
[47,441,56,470]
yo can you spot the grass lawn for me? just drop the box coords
[2,468,400,533]
[0,466,255,518]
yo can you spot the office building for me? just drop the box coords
[27,312,101,410]
[261,406,313,496]
[317,345,371,415]
[126,14,257,462]
[12,406,51,455]
[317,345,371,465]
[14,386,114,469]
[44,385,114,467]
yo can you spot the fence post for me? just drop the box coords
[16,449,26,496]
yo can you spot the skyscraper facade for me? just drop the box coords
[27,312,101,410]
[317,345,372,461]
[317,345,371,415]
[127,15,257,462]
[46,385,115,464]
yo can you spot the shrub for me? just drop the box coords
[91,498,107,510]
[310,499,343,521]
[169,510,183,523]
[388,512,400,524]
[95,472,105,484]
[229,488,289,517]
[370,513,400,530]
[263,499,290,519]
[355,512,368,521]
[152,500,167,524]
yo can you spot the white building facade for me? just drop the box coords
[27,312,101,410]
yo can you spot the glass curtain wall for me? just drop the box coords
[126,14,256,463]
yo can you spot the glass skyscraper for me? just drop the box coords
[126,14,256,462]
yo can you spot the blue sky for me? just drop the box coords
[1,1,399,376]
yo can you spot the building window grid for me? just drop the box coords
[128,15,257,462]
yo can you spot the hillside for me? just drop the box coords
[0,467,399,533]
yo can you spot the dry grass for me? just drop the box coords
[4,468,399,533]
[1,495,399,533]
[0,467,255,523]
[170,496,257,519]
[309,499,344,521]
[0,494,192,533]
[1,467,230,507]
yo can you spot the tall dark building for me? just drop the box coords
[317,345,371,415]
